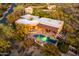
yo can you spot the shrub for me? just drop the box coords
[41,44,61,56]
[0,39,11,52]
[0,24,15,39]
[57,40,69,53]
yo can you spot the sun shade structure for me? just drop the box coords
[21,14,39,20]
[15,18,39,26]
[38,18,63,28]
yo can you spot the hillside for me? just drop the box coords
[0,3,79,56]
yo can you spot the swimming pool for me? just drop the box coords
[33,34,57,45]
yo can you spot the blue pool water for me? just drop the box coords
[33,34,57,45]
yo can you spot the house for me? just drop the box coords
[66,50,76,56]
[25,7,33,14]
[36,18,64,38]
[15,14,64,46]
[47,5,57,10]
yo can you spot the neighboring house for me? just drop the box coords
[66,50,76,56]
[68,45,78,55]
[15,14,64,46]
[47,5,57,10]
[25,7,33,14]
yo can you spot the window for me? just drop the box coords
[45,29,50,32]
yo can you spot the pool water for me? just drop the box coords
[33,34,57,45]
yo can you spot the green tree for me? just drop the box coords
[0,39,11,52]
[57,40,69,53]
[41,44,61,56]
[0,24,15,39]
